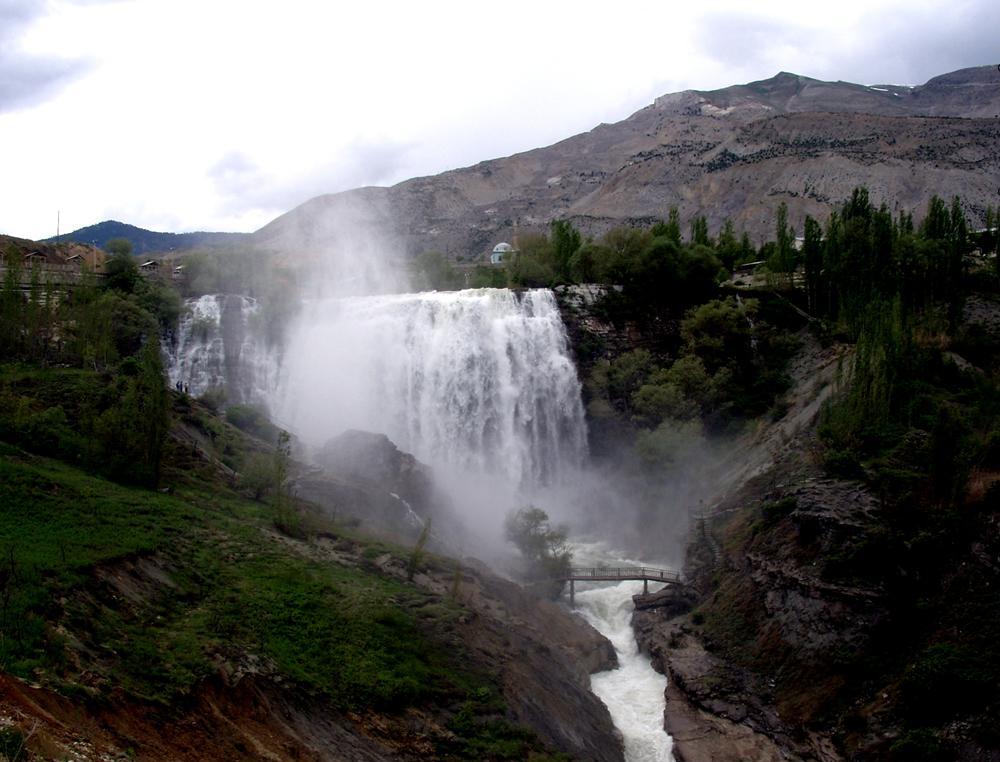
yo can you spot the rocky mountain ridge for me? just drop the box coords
[253,65,1000,261]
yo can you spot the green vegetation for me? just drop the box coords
[407,518,433,581]
[686,191,1000,759]
[0,726,27,762]
[0,447,454,709]
[0,240,576,757]
[0,392,567,757]
[1,237,178,486]
[411,250,464,290]
[0,360,169,487]
[505,506,572,596]
[587,293,799,442]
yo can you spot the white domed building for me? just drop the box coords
[490,242,514,265]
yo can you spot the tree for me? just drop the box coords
[507,232,557,287]
[0,249,23,359]
[635,418,706,467]
[105,237,133,257]
[802,216,823,315]
[505,506,571,595]
[550,219,581,282]
[103,250,140,294]
[738,232,755,266]
[768,202,796,283]
[681,297,758,380]
[95,339,170,486]
[239,451,275,500]
[271,429,297,534]
[716,219,740,270]
[945,197,968,330]
[407,518,433,581]
[569,241,607,283]
[689,216,710,247]
[136,279,183,335]
[664,207,682,244]
[411,251,462,291]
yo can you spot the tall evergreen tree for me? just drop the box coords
[689,216,710,247]
[802,216,823,315]
[550,219,582,283]
[664,208,682,245]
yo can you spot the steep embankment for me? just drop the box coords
[629,308,1000,760]
[0,378,622,761]
[253,66,1000,259]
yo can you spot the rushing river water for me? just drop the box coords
[572,545,675,762]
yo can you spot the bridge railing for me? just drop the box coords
[565,566,682,582]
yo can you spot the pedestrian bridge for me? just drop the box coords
[558,566,682,605]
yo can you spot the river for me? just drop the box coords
[571,544,675,762]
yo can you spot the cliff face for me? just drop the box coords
[625,326,1000,761]
[552,279,1000,759]
[253,66,1000,260]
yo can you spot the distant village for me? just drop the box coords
[0,235,187,290]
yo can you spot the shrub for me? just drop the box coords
[225,404,280,444]
[901,643,995,722]
[505,506,571,597]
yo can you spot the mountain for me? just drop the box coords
[253,65,1000,259]
[49,219,248,256]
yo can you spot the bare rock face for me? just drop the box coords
[296,430,469,548]
[316,429,432,495]
[455,567,622,761]
[253,66,1000,260]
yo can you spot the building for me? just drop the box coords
[490,242,514,265]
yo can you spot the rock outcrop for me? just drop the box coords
[296,430,465,547]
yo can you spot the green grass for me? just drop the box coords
[0,360,571,756]
[0,449,471,709]
[0,445,559,762]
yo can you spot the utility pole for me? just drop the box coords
[56,210,60,240]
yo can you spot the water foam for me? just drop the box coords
[274,288,588,487]
[165,294,279,403]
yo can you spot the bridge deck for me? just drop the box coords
[560,566,681,583]
[560,566,681,606]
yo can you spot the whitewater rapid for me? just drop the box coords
[572,545,674,762]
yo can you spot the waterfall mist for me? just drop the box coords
[273,287,589,544]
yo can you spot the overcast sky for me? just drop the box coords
[0,0,996,240]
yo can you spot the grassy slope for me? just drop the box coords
[0,368,569,760]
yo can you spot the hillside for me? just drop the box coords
[253,65,1000,260]
[0,375,622,761]
[49,220,247,256]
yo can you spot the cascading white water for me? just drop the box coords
[165,289,672,762]
[165,294,280,404]
[167,285,675,756]
[573,544,675,762]
[274,288,588,488]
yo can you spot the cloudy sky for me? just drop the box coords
[0,0,995,240]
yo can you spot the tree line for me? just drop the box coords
[0,239,175,487]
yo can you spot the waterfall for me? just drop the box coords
[165,294,280,404]
[274,288,588,489]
